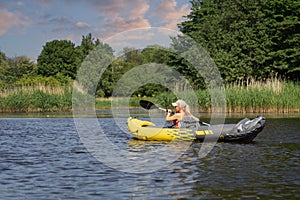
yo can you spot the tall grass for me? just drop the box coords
[0,78,299,113]
[0,85,72,112]
[226,79,299,113]
[151,78,300,113]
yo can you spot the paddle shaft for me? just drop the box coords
[158,107,172,113]
[139,100,171,113]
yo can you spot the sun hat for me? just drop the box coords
[171,100,187,109]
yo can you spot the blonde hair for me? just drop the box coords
[174,99,199,121]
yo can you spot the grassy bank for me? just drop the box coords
[0,79,299,113]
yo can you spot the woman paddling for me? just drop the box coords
[166,99,199,128]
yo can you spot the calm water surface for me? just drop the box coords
[0,115,299,199]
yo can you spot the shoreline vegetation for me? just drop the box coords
[0,78,299,114]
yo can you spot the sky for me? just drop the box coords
[0,0,191,60]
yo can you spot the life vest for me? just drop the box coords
[173,119,179,128]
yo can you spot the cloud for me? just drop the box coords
[0,9,30,36]
[49,16,71,24]
[16,2,24,7]
[91,0,151,38]
[75,21,90,29]
[103,17,151,39]
[104,28,176,57]
[38,14,90,34]
[91,0,128,19]
[106,29,154,47]
[89,0,190,52]
[92,0,189,39]
[34,0,56,7]
[37,14,66,26]
[129,0,150,20]
[154,0,190,29]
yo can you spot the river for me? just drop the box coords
[0,114,299,199]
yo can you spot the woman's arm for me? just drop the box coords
[166,112,180,122]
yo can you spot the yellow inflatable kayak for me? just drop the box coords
[127,116,266,143]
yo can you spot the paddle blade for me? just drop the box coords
[139,100,158,110]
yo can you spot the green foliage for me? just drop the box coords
[141,45,169,64]
[76,40,114,96]
[96,59,125,97]
[78,33,101,57]
[15,75,71,86]
[0,56,35,86]
[263,0,300,80]
[0,85,72,112]
[170,36,217,90]
[37,40,81,79]
[179,0,300,82]
[155,92,177,109]
[36,33,101,80]
[225,80,300,113]
[0,56,10,87]
[196,90,211,111]
[96,47,171,98]
[95,98,111,109]
[123,47,143,65]
[149,79,299,113]
[0,51,6,63]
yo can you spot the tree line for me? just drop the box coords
[0,0,298,98]
[179,0,299,82]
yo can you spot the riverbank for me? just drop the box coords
[0,80,299,113]
[0,110,299,119]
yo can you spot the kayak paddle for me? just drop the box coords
[139,100,210,126]
[139,100,172,113]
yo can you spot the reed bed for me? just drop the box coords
[0,79,299,113]
[226,80,299,113]
[0,85,72,112]
[151,79,300,113]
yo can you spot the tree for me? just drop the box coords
[77,33,101,58]
[141,45,169,64]
[178,0,300,82]
[122,47,143,66]
[37,40,81,79]
[263,0,300,80]
[7,56,35,78]
[0,55,35,85]
[0,51,6,65]
[76,40,114,96]
[0,51,9,87]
